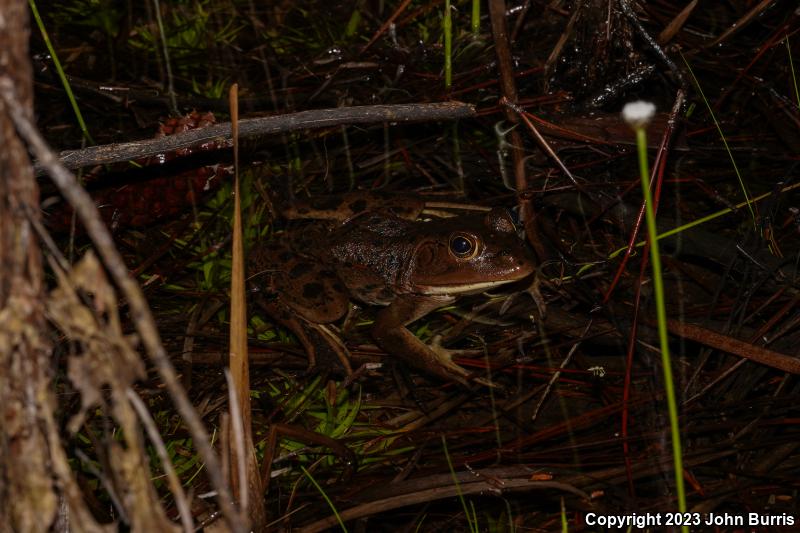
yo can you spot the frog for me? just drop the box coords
[249,191,535,385]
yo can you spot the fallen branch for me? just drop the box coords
[667,319,800,375]
[38,101,475,174]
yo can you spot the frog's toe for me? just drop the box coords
[428,336,497,388]
[471,376,500,388]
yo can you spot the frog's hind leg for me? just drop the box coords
[309,323,354,375]
[258,299,353,376]
[251,251,353,375]
[256,298,353,375]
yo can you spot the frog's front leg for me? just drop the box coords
[372,294,482,386]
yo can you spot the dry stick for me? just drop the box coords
[151,0,177,114]
[657,0,699,44]
[260,423,358,500]
[299,478,588,533]
[224,370,248,517]
[301,448,735,533]
[487,0,523,189]
[40,102,476,174]
[704,0,776,49]
[509,0,533,43]
[360,0,413,54]
[666,319,800,375]
[228,82,248,512]
[127,389,194,533]
[530,321,592,424]
[227,83,265,528]
[487,0,546,260]
[180,305,201,388]
[502,98,588,194]
[0,79,248,533]
[619,0,686,88]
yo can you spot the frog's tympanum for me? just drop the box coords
[249,192,534,385]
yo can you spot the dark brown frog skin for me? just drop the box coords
[250,193,534,384]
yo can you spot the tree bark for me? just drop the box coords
[0,0,59,530]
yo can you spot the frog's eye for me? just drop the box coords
[449,234,477,258]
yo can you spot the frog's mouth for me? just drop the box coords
[418,278,519,295]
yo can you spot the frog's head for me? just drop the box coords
[405,208,535,295]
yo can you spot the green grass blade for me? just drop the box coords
[787,36,800,111]
[28,0,94,145]
[680,51,754,224]
[441,435,479,533]
[301,465,349,533]
[607,181,800,261]
[151,0,178,114]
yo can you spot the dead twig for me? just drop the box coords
[488,0,546,260]
[299,475,588,533]
[38,102,476,175]
[127,389,194,533]
[666,319,800,375]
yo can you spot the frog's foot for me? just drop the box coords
[373,294,500,387]
[427,335,498,388]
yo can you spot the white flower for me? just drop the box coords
[622,101,656,129]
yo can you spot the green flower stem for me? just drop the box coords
[635,126,688,529]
